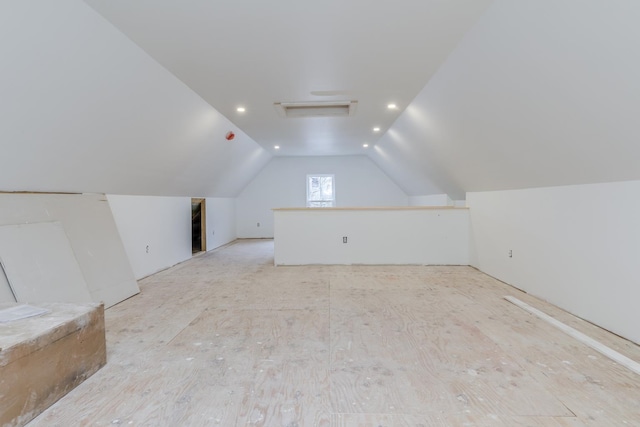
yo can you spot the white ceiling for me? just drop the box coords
[84,0,493,156]
[3,1,640,199]
[371,0,640,198]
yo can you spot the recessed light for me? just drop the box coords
[373,127,381,132]
[274,145,280,150]
[236,107,246,112]
[387,103,397,109]
[363,144,369,148]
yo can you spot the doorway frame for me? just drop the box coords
[191,198,206,254]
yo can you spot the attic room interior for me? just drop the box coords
[1,0,639,426]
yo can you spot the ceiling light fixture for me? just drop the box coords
[274,145,280,150]
[363,144,369,148]
[373,127,380,132]
[236,107,246,112]
[387,103,397,109]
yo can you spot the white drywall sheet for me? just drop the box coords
[274,207,469,265]
[0,305,49,323]
[0,222,93,303]
[0,193,139,308]
[0,263,15,303]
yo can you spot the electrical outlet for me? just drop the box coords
[508,249,513,258]
[146,245,150,254]
[343,236,348,243]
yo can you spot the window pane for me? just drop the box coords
[319,176,333,199]
[308,177,321,201]
[308,176,333,201]
[308,201,334,207]
[307,175,335,207]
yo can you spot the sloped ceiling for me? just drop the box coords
[373,0,640,199]
[3,1,638,200]
[84,0,493,158]
[0,1,270,197]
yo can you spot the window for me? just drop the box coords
[307,174,335,207]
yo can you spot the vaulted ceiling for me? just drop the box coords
[2,1,639,199]
[371,0,640,198]
[84,0,492,158]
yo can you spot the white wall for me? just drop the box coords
[409,194,453,206]
[205,197,237,250]
[236,156,409,238]
[0,261,12,302]
[108,195,192,280]
[373,1,640,200]
[0,1,270,197]
[467,180,640,344]
[274,208,469,265]
[0,193,139,308]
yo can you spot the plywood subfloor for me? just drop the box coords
[28,240,640,426]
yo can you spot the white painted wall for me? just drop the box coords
[108,195,192,280]
[0,1,270,197]
[0,193,139,307]
[374,1,640,199]
[274,208,469,265]
[0,263,12,302]
[467,180,640,344]
[236,156,409,238]
[409,194,453,206]
[205,198,237,250]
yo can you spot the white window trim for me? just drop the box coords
[306,174,335,207]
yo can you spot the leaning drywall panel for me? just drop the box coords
[0,222,92,303]
[0,263,15,303]
[0,193,139,308]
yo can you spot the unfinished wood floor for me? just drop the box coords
[29,239,640,426]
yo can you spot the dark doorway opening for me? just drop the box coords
[191,198,206,254]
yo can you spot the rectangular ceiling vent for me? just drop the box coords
[274,101,357,118]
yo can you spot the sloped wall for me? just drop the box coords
[374,1,640,199]
[236,156,409,238]
[468,180,640,344]
[0,1,270,197]
[409,194,453,206]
